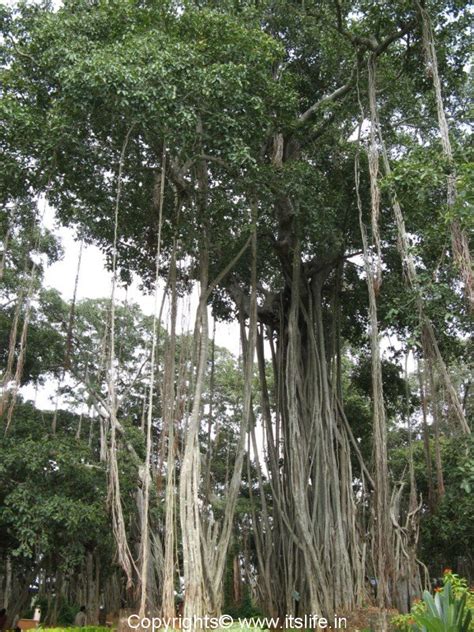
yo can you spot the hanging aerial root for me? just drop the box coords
[106,123,138,590]
[355,58,394,608]
[2,258,37,432]
[368,54,470,435]
[161,236,179,621]
[367,55,382,295]
[415,0,473,310]
[139,140,167,617]
[355,139,393,609]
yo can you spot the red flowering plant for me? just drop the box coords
[392,572,474,631]
[410,582,472,631]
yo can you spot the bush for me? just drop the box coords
[392,570,474,631]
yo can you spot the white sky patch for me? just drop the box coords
[23,206,242,411]
[42,205,241,347]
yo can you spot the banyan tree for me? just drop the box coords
[1,0,472,626]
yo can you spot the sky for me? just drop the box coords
[42,206,242,349]
[21,205,243,410]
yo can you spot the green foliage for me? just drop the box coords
[223,588,265,620]
[0,287,66,385]
[412,582,472,632]
[1,0,294,288]
[1,0,473,619]
[0,402,113,570]
[419,437,474,572]
[392,599,433,632]
[33,596,77,626]
[392,574,474,632]
[342,353,415,471]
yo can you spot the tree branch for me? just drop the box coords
[206,233,252,299]
[298,63,358,125]
[332,0,415,56]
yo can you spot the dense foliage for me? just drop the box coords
[1,0,472,625]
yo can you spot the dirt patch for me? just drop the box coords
[337,607,398,631]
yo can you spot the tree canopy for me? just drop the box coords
[0,0,472,627]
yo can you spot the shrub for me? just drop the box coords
[392,570,474,632]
